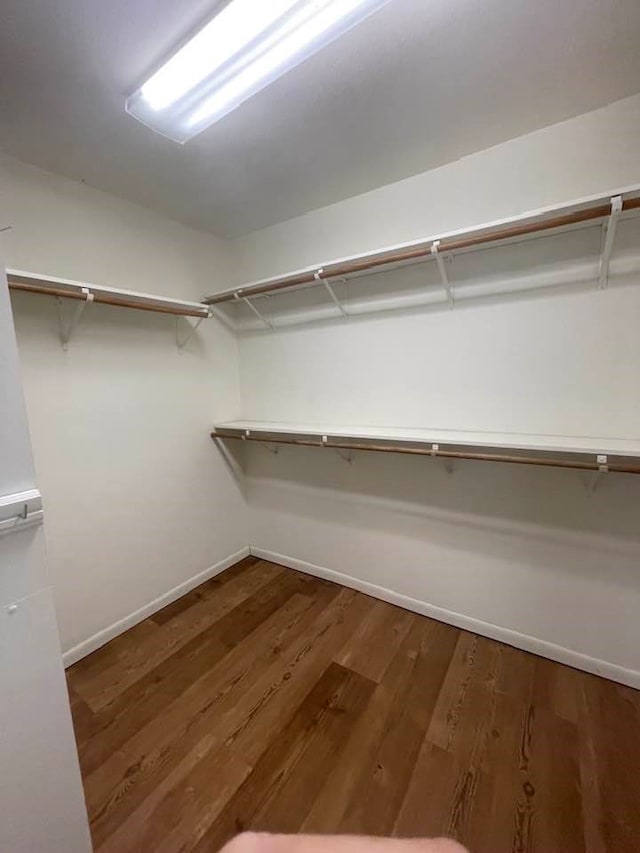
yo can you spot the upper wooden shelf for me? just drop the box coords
[7,269,211,319]
[212,420,640,474]
[204,187,640,309]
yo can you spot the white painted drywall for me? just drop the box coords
[1,155,246,656]
[233,95,640,682]
[235,93,640,280]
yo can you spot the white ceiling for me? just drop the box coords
[2,0,640,238]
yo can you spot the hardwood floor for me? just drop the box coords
[66,556,640,853]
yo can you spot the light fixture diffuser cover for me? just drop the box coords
[126,0,392,143]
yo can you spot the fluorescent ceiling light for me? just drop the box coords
[126,0,391,143]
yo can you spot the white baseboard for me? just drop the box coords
[62,546,250,667]
[250,546,640,690]
[63,541,640,689]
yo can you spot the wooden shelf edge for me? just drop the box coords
[204,188,640,305]
[7,270,211,319]
[211,425,640,475]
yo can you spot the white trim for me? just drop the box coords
[62,541,640,688]
[250,546,640,690]
[62,547,250,667]
[0,488,44,537]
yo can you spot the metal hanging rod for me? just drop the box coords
[204,191,640,306]
[211,426,640,476]
[8,270,211,319]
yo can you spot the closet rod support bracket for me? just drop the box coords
[431,443,454,475]
[321,435,352,463]
[176,313,210,351]
[315,269,348,319]
[235,291,272,330]
[598,195,623,289]
[586,454,609,493]
[58,287,94,349]
[431,241,454,308]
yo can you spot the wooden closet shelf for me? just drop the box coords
[204,189,640,306]
[211,421,640,474]
[8,270,211,318]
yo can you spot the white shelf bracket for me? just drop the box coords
[239,428,278,454]
[260,442,279,455]
[176,313,209,351]
[431,443,454,475]
[234,291,272,329]
[58,287,94,349]
[0,490,44,538]
[431,241,454,308]
[598,195,623,289]
[315,269,348,319]
[320,434,351,462]
[586,454,609,493]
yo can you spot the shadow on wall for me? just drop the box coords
[241,441,640,590]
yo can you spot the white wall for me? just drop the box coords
[233,94,640,685]
[236,93,640,280]
[0,155,246,659]
[4,91,640,683]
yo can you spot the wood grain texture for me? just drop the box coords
[67,558,640,853]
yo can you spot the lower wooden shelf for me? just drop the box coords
[211,421,640,475]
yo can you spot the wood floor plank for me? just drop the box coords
[86,591,322,849]
[216,591,372,764]
[532,654,585,724]
[494,640,536,704]
[581,676,640,853]
[334,599,415,683]
[393,741,461,839]
[192,663,376,852]
[66,619,160,696]
[301,612,425,833]
[396,631,504,847]
[95,732,238,853]
[86,585,334,805]
[463,692,532,853]
[67,684,101,747]
[69,564,263,698]
[79,570,309,779]
[96,587,372,851]
[148,556,261,626]
[513,702,585,853]
[251,665,375,835]
[336,619,459,836]
[577,674,607,853]
[537,711,585,853]
[85,580,354,832]
[424,632,501,757]
[85,588,358,835]
[105,741,251,853]
[72,559,284,711]
[67,558,640,853]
